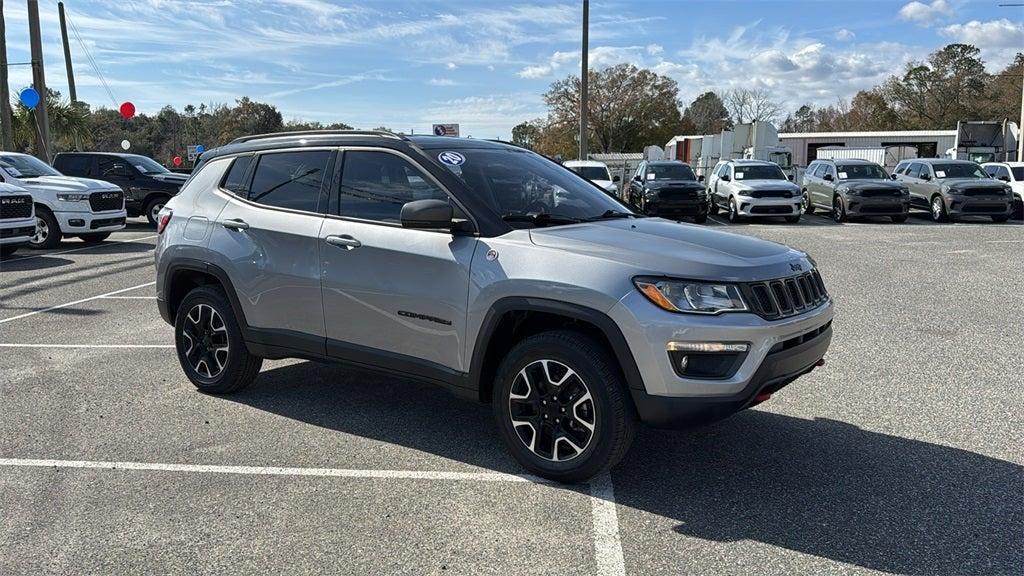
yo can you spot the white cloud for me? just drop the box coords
[446,62,458,70]
[941,19,1024,69]
[517,50,578,78]
[428,78,457,86]
[424,92,546,138]
[646,44,664,56]
[897,0,951,25]
[836,29,855,41]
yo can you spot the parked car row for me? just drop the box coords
[570,157,1019,225]
[0,151,185,256]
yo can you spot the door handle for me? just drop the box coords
[221,218,249,230]
[325,234,362,249]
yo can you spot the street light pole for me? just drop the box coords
[578,0,588,161]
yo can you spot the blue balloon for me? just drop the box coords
[19,88,40,109]
[195,144,206,154]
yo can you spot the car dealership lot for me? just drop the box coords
[1,215,1021,575]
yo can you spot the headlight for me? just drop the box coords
[57,193,89,202]
[634,277,748,314]
[841,187,859,196]
[735,188,752,196]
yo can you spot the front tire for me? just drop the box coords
[728,198,743,223]
[175,286,262,394]
[28,207,62,249]
[492,330,635,483]
[802,191,815,214]
[930,195,948,223]
[708,193,719,215]
[832,196,846,223]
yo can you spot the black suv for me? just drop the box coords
[627,160,708,223]
[53,152,189,225]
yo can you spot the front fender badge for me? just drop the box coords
[486,249,499,261]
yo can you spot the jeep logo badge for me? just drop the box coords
[790,262,803,271]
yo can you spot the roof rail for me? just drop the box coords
[229,129,406,145]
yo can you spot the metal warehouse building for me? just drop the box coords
[779,130,957,167]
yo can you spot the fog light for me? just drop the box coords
[68,219,85,227]
[667,342,749,353]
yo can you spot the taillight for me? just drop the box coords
[157,211,172,234]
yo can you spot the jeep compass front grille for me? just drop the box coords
[741,269,829,320]
[89,191,123,212]
[0,195,33,219]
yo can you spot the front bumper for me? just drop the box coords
[0,217,37,245]
[54,209,128,232]
[846,197,909,217]
[945,196,1012,217]
[647,198,708,217]
[735,197,801,217]
[609,290,834,427]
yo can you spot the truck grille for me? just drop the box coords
[741,269,829,320]
[89,191,123,212]
[659,186,699,199]
[750,189,794,199]
[0,195,33,219]
[861,189,901,198]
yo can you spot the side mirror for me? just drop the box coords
[823,173,834,182]
[401,199,452,229]
[787,174,794,181]
[698,175,705,182]
[613,175,620,183]
[721,174,731,182]
[921,174,931,181]
[890,174,898,180]
[999,175,1010,182]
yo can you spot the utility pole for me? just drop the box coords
[1018,72,1023,162]
[578,0,588,160]
[58,2,77,104]
[27,0,51,161]
[0,0,14,151]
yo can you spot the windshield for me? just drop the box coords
[649,163,696,181]
[126,154,170,174]
[932,163,987,179]
[734,164,786,180]
[0,154,62,178]
[437,147,633,226]
[837,164,889,180]
[571,166,611,181]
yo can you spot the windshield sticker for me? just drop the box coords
[134,164,147,173]
[935,170,945,178]
[838,171,848,179]
[438,151,465,166]
[734,172,744,179]
[6,167,21,177]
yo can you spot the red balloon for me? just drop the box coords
[119,101,136,120]
[172,156,182,167]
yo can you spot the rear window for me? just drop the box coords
[57,155,92,176]
[248,151,331,212]
[222,156,253,195]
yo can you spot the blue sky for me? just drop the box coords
[4,0,1023,138]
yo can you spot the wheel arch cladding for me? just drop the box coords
[165,260,248,333]
[470,297,646,404]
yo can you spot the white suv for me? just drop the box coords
[0,182,36,257]
[0,152,127,248]
[982,162,1024,219]
[707,159,802,223]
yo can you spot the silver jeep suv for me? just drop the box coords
[155,131,833,482]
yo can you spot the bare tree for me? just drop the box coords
[724,88,784,125]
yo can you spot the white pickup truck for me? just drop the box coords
[0,182,36,257]
[0,152,126,248]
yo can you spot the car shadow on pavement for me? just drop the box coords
[232,361,1022,576]
[0,242,154,274]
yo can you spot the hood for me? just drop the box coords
[940,178,1006,190]
[529,217,811,282]
[17,175,121,193]
[0,182,29,194]
[733,179,799,192]
[590,179,616,189]
[645,180,703,190]
[837,179,904,191]
[151,172,189,184]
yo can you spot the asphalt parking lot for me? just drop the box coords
[1,214,1021,575]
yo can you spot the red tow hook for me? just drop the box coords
[754,391,772,403]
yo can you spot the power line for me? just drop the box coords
[65,10,118,107]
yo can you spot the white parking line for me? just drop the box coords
[0,344,172,348]
[100,296,158,300]
[0,457,552,484]
[590,473,627,576]
[0,281,156,324]
[4,234,157,262]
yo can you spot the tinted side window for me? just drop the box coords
[248,150,331,212]
[995,166,1010,179]
[339,151,448,223]
[718,163,730,177]
[906,163,922,178]
[98,156,129,178]
[222,155,253,195]
[59,155,93,176]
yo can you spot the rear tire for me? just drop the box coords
[78,233,111,244]
[175,286,262,394]
[28,207,62,249]
[492,330,635,483]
